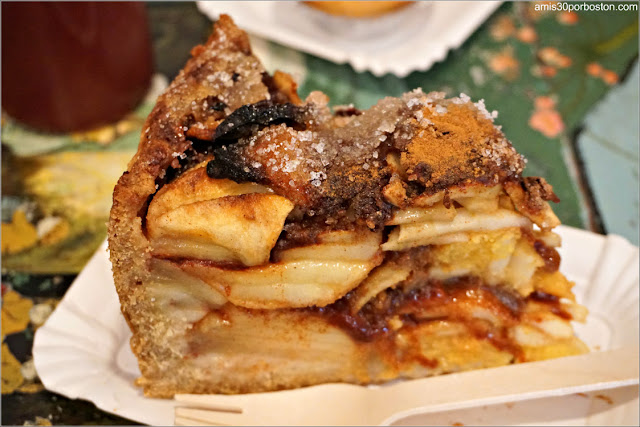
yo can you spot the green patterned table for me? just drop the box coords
[1,2,638,425]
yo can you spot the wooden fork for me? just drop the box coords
[175,346,638,426]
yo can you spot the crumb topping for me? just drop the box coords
[200,89,524,230]
[123,16,525,234]
[398,91,524,192]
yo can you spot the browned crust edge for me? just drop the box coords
[108,15,275,395]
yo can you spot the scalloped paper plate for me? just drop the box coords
[33,226,639,425]
[195,1,501,77]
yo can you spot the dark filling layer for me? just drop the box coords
[311,276,522,342]
[534,240,561,272]
[307,275,572,357]
[529,290,572,320]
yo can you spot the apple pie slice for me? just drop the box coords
[108,15,588,398]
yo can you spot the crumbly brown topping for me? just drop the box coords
[199,90,525,231]
[118,15,529,239]
[394,91,525,191]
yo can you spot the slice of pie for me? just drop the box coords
[108,15,588,398]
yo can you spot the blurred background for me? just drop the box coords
[1,1,638,425]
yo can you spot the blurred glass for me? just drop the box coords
[1,2,153,132]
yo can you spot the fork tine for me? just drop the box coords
[175,384,368,425]
[175,394,243,413]
[175,407,239,426]
[174,416,196,426]
[175,414,227,426]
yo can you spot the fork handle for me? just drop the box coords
[371,347,639,425]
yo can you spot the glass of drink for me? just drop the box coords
[2,2,153,133]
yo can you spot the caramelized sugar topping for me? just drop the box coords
[199,91,525,231]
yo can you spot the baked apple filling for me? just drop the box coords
[147,164,293,266]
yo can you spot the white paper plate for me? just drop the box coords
[33,226,639,426]
[195,1,502,77]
